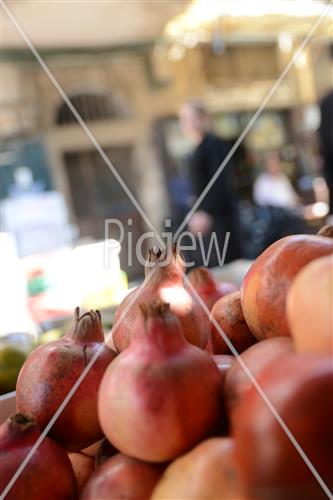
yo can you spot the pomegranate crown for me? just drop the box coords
[66,307,105,343]
[5,413,38,439]
[144,244,185,278]
[317,224,333,239]
[136,300,185,349]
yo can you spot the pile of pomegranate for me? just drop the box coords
[1,227,332,500]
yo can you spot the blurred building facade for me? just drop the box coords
[1,1,332,275]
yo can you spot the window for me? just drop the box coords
[55,91,126,125]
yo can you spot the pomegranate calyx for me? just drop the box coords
[144,245,185,282]
[317,224,333,239]
[146,246,163,263]
[67,308,105,343]
[10,413,36,430]
[135,300,186,352]
[5,414,39,442]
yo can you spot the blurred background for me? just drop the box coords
[1,0,332,391]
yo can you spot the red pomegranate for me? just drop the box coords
[111,246,209,351]
[81,453,164,500]
[241,233,333,340]
[16,308,116,451]
[99,302,223,462]
[0,413,77,500]
[233,354,333,499]
[224,337,294,414]
[210,291,257,355]
[188,266,238,310]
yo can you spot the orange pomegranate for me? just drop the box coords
[241,234,333,340]
[287,254,333,355]
[151,438,246,500]
[210,291,256,355]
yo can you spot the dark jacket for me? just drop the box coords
[319,90,333,214]
[188,133,242,265]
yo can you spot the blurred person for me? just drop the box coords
[179,100,242,266]
[249,152,307,257]
[319,89,333,215]
[253,151,298,209]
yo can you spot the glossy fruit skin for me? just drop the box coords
[233,354,333,500]
[212,354,234,382]
[16,309,116,451]
[0,414,77,500]
[210,291,257,355]
[99,303,223,462]
[287,255,333,356]
[112,247,209,352]
[188,266,238,311]
[224,337,294,414]
[81,453,164,500]
[241,235,333,340]
[151,438,247,500]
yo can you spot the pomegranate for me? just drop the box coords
[287,254,333,356]
[81,453,164,500]
[98,302,223,462]
[210,291,257,355]
[95,439,118,467]
[224,337,294,414]
[188,266,237,310]
[151,438,246,500]
[16,308,116,451]
[68,453,94,493]
[111,246,209,351]
[233,354,333,499]
[0,413,77,500]
[241,233,333,340]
